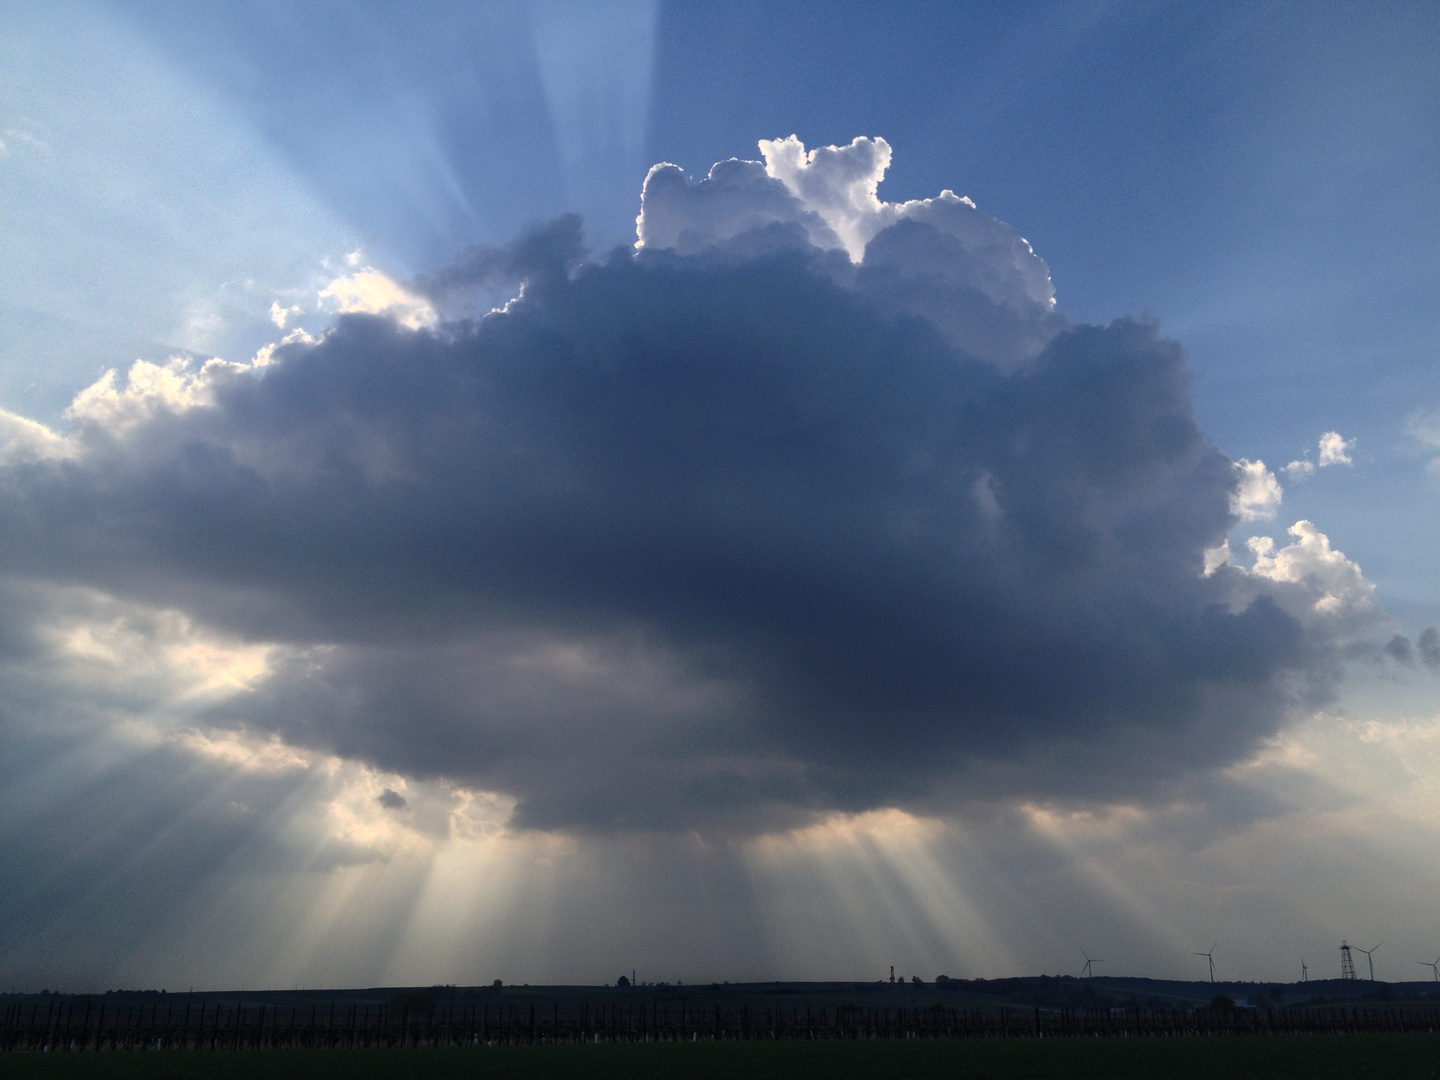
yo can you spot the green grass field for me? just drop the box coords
[3,1035,1439,1080]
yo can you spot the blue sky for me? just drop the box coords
[1,0,1438,991]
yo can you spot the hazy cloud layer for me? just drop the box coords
[0,139,1413,837]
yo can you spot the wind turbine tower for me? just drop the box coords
[1418,956,1440,983]
[1193,944,1217,983]
[1301,958,1308,983]
[1081,950,1103,979]
[1354,943,1382,982]
[1340,942,1357,981]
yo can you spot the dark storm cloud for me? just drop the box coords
[0,221,1345,833]
[414,214,588,315]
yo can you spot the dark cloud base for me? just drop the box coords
[0,238,1323,833]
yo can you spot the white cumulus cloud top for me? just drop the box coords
[636,135,1060,370]
[1244,520,1379,622]
[0,408,74,465]
[65,356,250,435]
[1231,458,1283,521]
[319,267,436,330]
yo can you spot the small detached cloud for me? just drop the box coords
[376,788,409,810]
[1282,430,1355,481]
[1317,431,1355,467]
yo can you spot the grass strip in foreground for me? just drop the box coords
[3,1034,1439,1080]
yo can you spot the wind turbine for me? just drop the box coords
[1417,956,1440,983]
[1301,958,1308,983]
[1193,944,1217,983]
[1354,942,1382,982]
[1080,950,1103,979]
